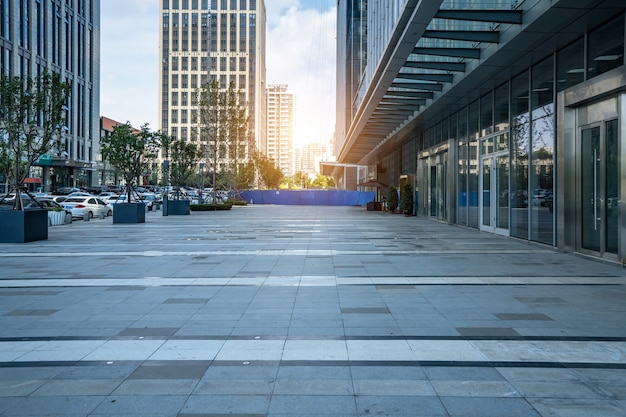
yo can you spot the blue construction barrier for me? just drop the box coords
[240,190,375,206]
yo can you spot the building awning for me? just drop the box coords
[339,0,606,164]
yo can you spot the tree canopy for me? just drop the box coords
[100,122,159,202]
[0,71,71,209]
[168,139,201,199]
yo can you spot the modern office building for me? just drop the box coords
[266,84,295,176]
[300,142,330,175]
[334,0,625,263]
[0,0,100,191]
[159,0,266,171]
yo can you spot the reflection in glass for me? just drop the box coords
[582,126,601,252]
[481,91,493,136]
[458,143,468,226]
[468,139,479,228]
[497,154,509,230]
[482,158,491,227]
[510,70,529,239]
[494,82,509,132]
[531,56,554,245]
[587,14,625,80]
[606,119,618,254]
[468,100,479,141]
[556,38,584,92]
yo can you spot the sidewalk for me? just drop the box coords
[0,205,625,416]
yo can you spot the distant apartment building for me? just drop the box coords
[0,0,100,191]
[158,0,267,172]
[266,84,294,176]
[299,142,329,175]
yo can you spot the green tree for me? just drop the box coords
[293,171,309,189]
[253,151,283,189]
[100,122,159,203]
[0,72,71,209]
[197,80,250,202]
[169,140,201,200]
[311,174,335,189]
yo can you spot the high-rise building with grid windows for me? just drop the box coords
[0,0,100,191]
[266,84,295,176]
[159,0,266,172]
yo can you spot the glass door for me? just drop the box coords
[436,152,448,221]
[480,152,509,235]
[580,120,618,259]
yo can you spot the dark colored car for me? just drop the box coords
[51,187,81,195]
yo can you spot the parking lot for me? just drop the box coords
[0,205,625,416]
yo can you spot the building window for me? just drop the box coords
[587,14,624,80]
[556,38,584,92]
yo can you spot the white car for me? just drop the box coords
[62,196,112,219]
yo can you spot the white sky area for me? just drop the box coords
[100,0,337,148]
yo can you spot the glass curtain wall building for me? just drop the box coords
[0,0,101,191]
[159,0,266,172]
[335,0,626,264]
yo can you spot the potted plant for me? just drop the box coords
[163,139,200,215]
[0,72,71,243]
[100,122,158,224]
[386,186,398,213]
[400,183,414,216]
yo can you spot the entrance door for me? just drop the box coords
[425,151,449,220]
[580,120,619,259]
[436,152,448,221]
[480,153,509,235]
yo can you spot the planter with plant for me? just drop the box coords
[163,139,200,216]
[0,72,71,242]
[386,186,398,213]
[400,183,414,216]
[100,122,158,224]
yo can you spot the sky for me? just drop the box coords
[100,0,337,148]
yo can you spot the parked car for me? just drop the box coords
[62,196,112,219]
[108,195,140,204]
[48,195,69,204]
[138,193,162,210]
[26,198,72,224]
[66,191,95,198]
[0,193,34,207]
[51,187,81,195]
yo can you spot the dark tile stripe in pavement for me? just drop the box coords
[0,205,625,417]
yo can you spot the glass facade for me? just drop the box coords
[1,0,100,190]
[411,13,624,247]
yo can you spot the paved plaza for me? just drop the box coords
[0,204,625,416]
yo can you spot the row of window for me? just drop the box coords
[410,14,625,246]
[1,1,94,79]
[166,55,247,72]
[420,14,624,151]
[163,0,256,11]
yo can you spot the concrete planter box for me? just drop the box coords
[165,199,191,216]
[0,209,48,243]
[112,203,146,224]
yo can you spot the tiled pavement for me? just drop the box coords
[0,205,625,416]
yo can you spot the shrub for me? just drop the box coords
[386,186,398,212]
[400,183,414,215]
[190,203,233,211]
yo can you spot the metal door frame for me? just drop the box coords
[577,120,620,262]
[479,150,510,236]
